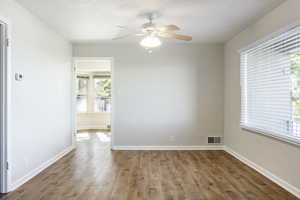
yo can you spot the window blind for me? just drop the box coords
[240,25,300,144]
[93,74,111,79]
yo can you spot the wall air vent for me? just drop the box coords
[208,136,221,144]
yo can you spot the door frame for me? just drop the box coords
[71,57,115,148]
[0,19,9,193]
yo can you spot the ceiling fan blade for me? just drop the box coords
[160,25,180,32]
[135,33,145,36]
[158,32,192,41]
[116,24,145,38]
[116,25,127,29]
[112,34,131,40]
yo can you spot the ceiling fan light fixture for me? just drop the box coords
[140,36,162,48]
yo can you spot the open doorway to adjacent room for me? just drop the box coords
[73,58,113,149]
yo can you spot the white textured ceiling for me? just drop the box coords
[16,0,285,43]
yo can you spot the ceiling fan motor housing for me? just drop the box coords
[142,22,156,33]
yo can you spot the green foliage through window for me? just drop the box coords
[95,79,111,98]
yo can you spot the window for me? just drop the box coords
[94,76,111,112]
[240,25,300,144]
[76,76,88,112]
[76,73,111,113]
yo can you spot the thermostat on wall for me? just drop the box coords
[15,73,23,81]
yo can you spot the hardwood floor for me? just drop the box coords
[0,132,298,200]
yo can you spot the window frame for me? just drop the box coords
[239,22,300,146]
[76,75,89,113]
[76,73,111,113]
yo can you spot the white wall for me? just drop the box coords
[224,0,300,194]
[0,0,72,189]
[73,43,224,147]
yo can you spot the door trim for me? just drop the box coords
[0,20,8,193]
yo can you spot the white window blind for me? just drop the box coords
[240,25,300,144]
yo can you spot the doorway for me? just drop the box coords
[73,58,113,149]
[0,20,8,193]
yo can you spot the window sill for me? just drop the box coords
[241,125,300,147]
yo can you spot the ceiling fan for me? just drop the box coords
[114,14,192,50]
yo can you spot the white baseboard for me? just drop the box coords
[112,145,224,150]
[9,145,75,192]
[224,146,300,198]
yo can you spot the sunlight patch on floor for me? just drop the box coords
[76,133,90,141]
[96,132,111,143]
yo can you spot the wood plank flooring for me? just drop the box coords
[0,132,298,200]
